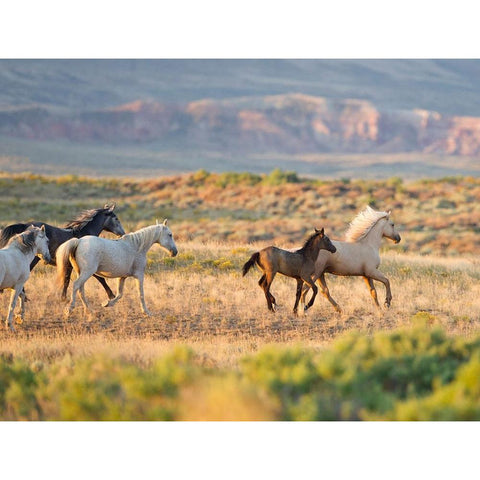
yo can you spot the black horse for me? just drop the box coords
[0,204,126,301]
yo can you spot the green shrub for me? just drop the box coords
[0,357,43,420]
[262,168,300,186]
[39,347,196,421]
[241,327,480,420]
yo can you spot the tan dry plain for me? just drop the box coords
[1,170,480,369]
[1,240,479,369]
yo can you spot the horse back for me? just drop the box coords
[259,246,304,276]
[75,236,136,277]
[318,240,379,276]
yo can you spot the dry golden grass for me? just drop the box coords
[1,240,479,368]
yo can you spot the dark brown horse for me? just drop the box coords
[242,228,336,314]
[0,204,125,301]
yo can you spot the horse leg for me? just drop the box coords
[67,272,92,316]
[302,276,318,311]
[21,256,42,302]
[103,277,126,308]
[14,290,27,323]
[29,255,41,271]
[366,270,392,307]
[293,278,304,315]
[6,286,22,331]
[299,280,312,311]
[134,275,151,316]
[318,273,342,313]
[78,283,93,315]
[94,274,116,301]
[261,272,276,312]
[363,276,380,308]
[259,274,276,308]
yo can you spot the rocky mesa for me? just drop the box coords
[1,93,480,156]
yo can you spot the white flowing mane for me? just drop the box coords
[121,225,161,250]
[345,206,389,242]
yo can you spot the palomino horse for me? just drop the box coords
[301,206,401,312]
[0,204,126,301]
[0,225,51,330]
[242,228,336,314]
[56,220,178,316]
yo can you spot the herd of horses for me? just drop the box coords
[0,204,401,331]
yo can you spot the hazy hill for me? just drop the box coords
[1,59,480,178]
[2,59,480,116]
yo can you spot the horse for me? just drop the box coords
[0,204,126,301]
[301,206,401,312]
[242,228,336,314]
[0,225,51,331]
[56,220,178,316]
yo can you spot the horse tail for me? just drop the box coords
[242,252,260,277]
[0,223,29,248]
[56,238,80,291]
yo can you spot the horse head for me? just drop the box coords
[157,219,178,257]
[102,204,126,236]
[382,211,401,244]
[314,228,337,254]
[27,225,52,263]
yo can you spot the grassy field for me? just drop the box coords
[0,170,480,420]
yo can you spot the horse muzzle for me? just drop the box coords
[394,235,401,244]
[170,248,178,257]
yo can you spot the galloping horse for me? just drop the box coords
[0,225,51,330]
[56,220,178,316]
[0,204,125,301]
[301,206,401,312]
[242,228,336,314]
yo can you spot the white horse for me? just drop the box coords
[0,225,51,330]
[56,220,178,316]
[301,206,401,312]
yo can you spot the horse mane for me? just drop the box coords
[296,231,320,254]
[8,230,37,254]
[64,207,112,231]
[0,223,30,247]
[122,225,161,250]
[345,206,389,242]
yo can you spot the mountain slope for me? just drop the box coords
[1,59,480,116]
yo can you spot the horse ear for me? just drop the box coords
[40,224,45,232]
[387,210,392,216]
[156,219,159,225]
[163,219,168,226]
[105,203,115,212]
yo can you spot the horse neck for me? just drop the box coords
[123,226,158,253]
[303,238,323,261]
[360,218,386,250]
[10,239,37,263]
[76,213,105,236]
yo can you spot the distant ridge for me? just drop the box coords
[1,93,480,156]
